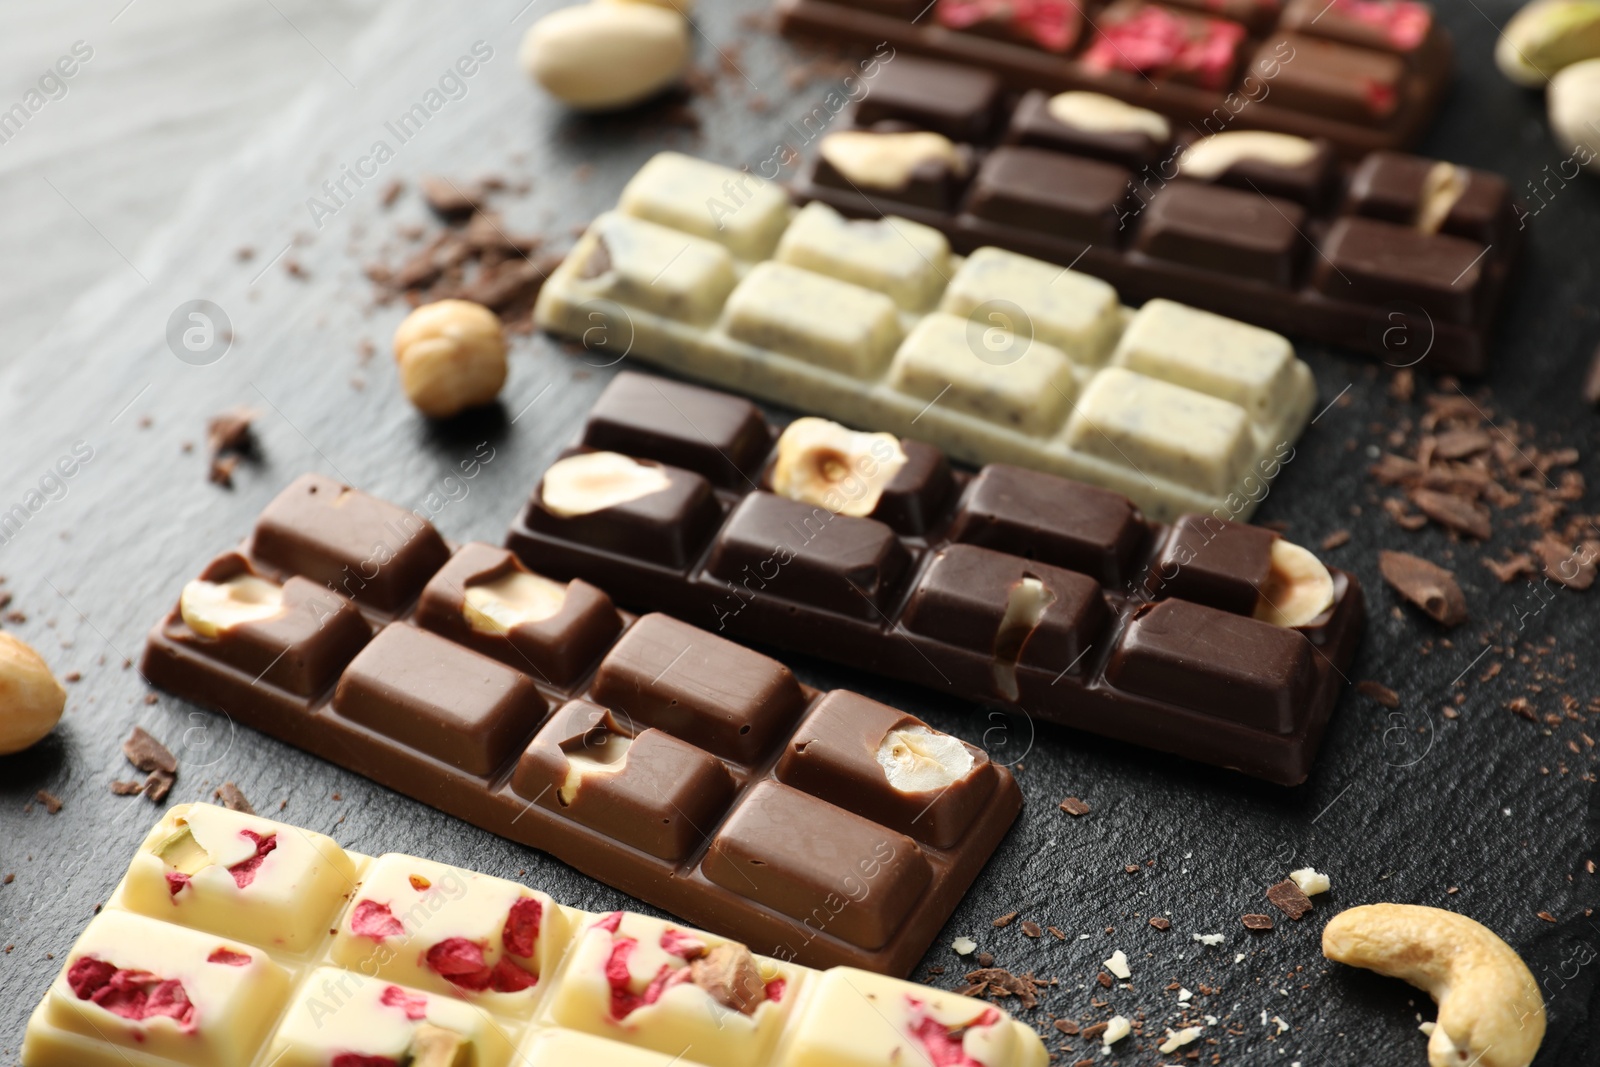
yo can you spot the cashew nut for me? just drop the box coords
[1322,904,1545,1067]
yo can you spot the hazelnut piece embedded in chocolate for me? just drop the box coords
[179,574,286,638]
[1253,540,1335,629]
[688,943,767,1014]
[771,417,907,518]
[540,452,672,518]
[876,725,975,793]
[463,570,569,634]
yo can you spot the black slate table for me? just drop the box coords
[0,1,1596,1063]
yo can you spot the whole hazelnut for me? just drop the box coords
[1549,58,1600,174]
[392,299,509,418]
[519,2,690,111]
[0,633,66,754]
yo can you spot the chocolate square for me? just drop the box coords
[1145,515,1275,615]
[1182,137,1338,209]
[869,439,955,536]
[589,613,807,762]
[702,780,931,950]
[511,700,736,861]
[1345,152,1510,245]
[1313,216,1487,324]
[1281,0,1432,57]
[812,138,976,212]
[170,552,371,698]
[414,543,622,686]
[580,372,773,490]
[947,465,1148,586]
[250,473,450,613]
[525,455,723,570]
[1082,2,1247,90]
[1135,182,1307,288]
[1162,0,1283,32]
[777,690,998,848]
[706,493,913,619]
[901,545,1110,683]
[1106,599,1315,733]
[333,623,549,777]
[966,146,1133,245]
[934,0,1085,54]
[1251,34,1405,123]
[1007,90,1172,171]
[851,55,1004,140]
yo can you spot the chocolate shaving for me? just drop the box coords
[1531,538,1598,590]
[1059,796,1091,816]
[1149,916,1171,931]
[419,175,480,217]
[1585,344,1600,407]
[960,967,1042,1009]
[1320,529,1351,550]
[1378,550,1469,627]
[122,726,177,774]
[1265,879,1313,920]
[1242,913,1274,930]
[1020,921,1042,938]
[206,407,256,457]
[1410,488,1491,539]
[1483,553,1536,583]
[1079,1021,1109,1040]
[1356,680,1400,708]
[35,790,62,814]
[110,780,144,796]
[992,911,1018,928]
[143,770,176,803]
[1053,1018,1080,1036]
[1096,971,1113,988]
[214,782,255,815]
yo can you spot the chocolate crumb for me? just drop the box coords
[1320,529,1351,550]
[1378,550,1469,626]
[1265,879,1313,920]
[1537,910,1557,923]
[208,454,240,488]
[1356,680,1400,708]
[420,175,480,217]
[35,790,62,814]
[1389,369,1415,402]
[380,179,404,208]
[143,770,176,804]
[122,726,177,775]
[110,780,144,796]
[1021,921,1042,938]
[1410,488,1491,539]
[3,874,12,885]
[1242,913,1274,930]
[206,407,256,458]
[1483,553,1536,583]
[214,782,254,815]
[1531,538,1597,590]
[1047,925,1067,940]
[63,671,81,683]
[1054,1018,1080,1036]
[1059,796,1091,816]
[1080,1022,1109,1040]
[976,951,993,967]
[1149,916,1171,931]
[143,693,158,705]
[1097,971,1113,988]
[1584,344,1600,407]
[992,911,1018,928]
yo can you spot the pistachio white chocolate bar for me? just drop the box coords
[536,151,1317,521]
[23,804,1048,1067]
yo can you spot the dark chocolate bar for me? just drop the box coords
[506,373,1366,786]
[777,0,1452,158]
[140,473,1022,976]
[790,55,1519,375]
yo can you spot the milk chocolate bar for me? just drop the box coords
[23,803,1048,1067]
[506,373,1366,786]
[789,56,1518,376]
[535,151,1319,523]
[776,0,1452,157]
[139,474,1022,975]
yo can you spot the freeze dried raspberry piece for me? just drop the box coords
[66,957,196,1028]
[227,829,278,888]
[1082,3,1246,89]
[501,897,543,958]
[907,998,1002,1066]
[350,900,406,942]
[659,927,708,960]
[206,948,251,966]
[937,0,1083,53]
[379,984,429,1021]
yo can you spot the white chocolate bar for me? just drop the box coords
[537,152,1319,521]
[24,804,1046,1067]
